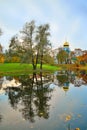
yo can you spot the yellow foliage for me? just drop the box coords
[11,56,20,63]
[0,54,4,63]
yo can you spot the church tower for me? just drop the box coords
[63,41,70,53]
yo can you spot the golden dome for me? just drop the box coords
[63,41,69,46]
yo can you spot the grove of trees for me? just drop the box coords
[1,20,54,69]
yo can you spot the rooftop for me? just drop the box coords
[63,41,69,46]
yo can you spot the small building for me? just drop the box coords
[74,48,83,57]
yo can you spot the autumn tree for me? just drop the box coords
[77,52,87,65]
[36,24,51,69]
[20,20,37,70]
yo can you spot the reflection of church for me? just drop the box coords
[54,70,70,93]
[62,81,69,93]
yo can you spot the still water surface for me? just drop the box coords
[0,70,87,130]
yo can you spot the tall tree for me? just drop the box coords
[20,20,37,70]
[36,24,51,69]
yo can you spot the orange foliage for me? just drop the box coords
[77,53,87,63]
[83,53,87,62]
[77,56,83,62]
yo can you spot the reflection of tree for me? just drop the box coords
[34,73,53,119]
[0,114,3,123]
[5,76,13,81]
[56,70,87,88]
[80,70,87,84]
[0,76,3,89]
[6,74,35,122]
[5,73,53,122]
[0,81,4,122]
[19,74,35,122]
[20,87,35,123]
[6,87,21,109]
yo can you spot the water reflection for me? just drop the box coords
[4,73,53,123]
[0,70,87,129]
[55,70,87,89]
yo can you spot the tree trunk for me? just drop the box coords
[32,55,36,70]
[40,54,43,70]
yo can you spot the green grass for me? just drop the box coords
[0,63,60,75]
[0,63,87,76]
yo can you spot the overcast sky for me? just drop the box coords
[0,0,87,50]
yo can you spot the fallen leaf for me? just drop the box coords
[75,128,80,130]
[65,115,72,121]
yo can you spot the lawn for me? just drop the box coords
[0,63,60,75]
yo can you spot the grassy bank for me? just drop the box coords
[0,63,87,75]
[0,63,61,75]
[58,64,87,70]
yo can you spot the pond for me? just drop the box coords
[0,70,87,130]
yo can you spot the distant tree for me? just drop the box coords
[77,52,87,65]
[9,36,17,53]
[57,50,68,64]
[43,54,54,65]
[4,50,11,63]
[7,36,20,62]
